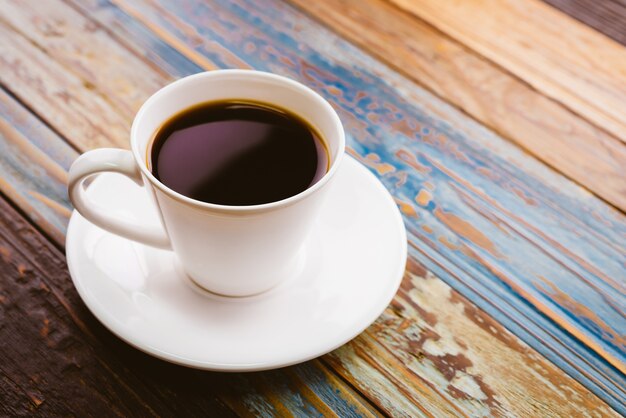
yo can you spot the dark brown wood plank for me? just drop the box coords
[0,195,237,417]
[0,372,43,418]
[544,0,626,46]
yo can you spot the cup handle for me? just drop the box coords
[68,148,172,249]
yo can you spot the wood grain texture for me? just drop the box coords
[0,182,381,416]
[288,0,626,213]
[0,0,166,117]
[544,0,626,46]
[328,259,619,417]
[0,0,168,151]
[65,0,203,79]
[0,0,622,414]
[0,89,75,244]
[0,26,125,150]
[104,0,626,411]
[0,195,234,417]
[389,0,626,150]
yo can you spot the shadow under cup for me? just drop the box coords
[130,70,345,296]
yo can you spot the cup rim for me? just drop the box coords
[131,69,345,213]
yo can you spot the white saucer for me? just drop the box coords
[66,156,407,371]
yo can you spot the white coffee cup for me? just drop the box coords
[68,70,345,297]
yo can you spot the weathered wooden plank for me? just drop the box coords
[544,0,626,46]
[387,0,626,149]
[1,0,166,117]
[0,88,75,243]
[0,0,208,152]
[0,0,165,150]
[107,0,626,411]
[330,259,619,416]
[0,26,126,150]
[286,361,384,417]
[0,196,238,417]
[0,372,37,418]
[65,0,203,79]
[0,190,381,417]
[288,0,626,213]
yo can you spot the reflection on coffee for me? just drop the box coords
[149,100,329,206]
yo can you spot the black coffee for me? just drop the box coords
[149,100,329,206]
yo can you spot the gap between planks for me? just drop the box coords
[0,82,83,156]
[543,0,626,46]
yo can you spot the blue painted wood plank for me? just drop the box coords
[67,0,203,79]
[0,88,75,243]
[109,0,626,411]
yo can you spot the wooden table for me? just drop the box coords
[0,0,624,416]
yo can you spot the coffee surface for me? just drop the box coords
[150,101,328,206]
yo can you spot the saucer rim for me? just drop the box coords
[66,155,407,371]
